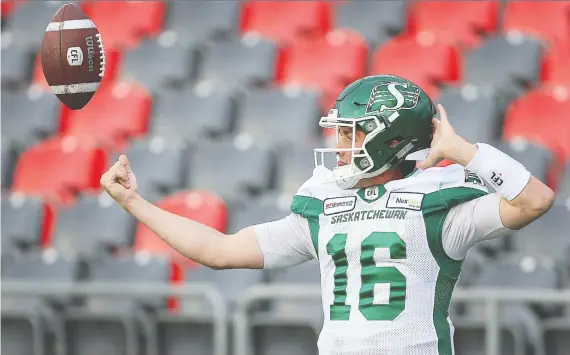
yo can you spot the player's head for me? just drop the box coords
[314,74,436,189]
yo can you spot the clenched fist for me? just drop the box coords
[100,154,138,207]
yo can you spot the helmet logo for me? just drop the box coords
[366,83,420,118]
[360,158,370,169]
[365,121,376,132]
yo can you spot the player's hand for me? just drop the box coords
[100,154,139,207]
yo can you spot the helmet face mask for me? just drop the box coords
[314,75,436,189]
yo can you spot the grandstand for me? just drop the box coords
[1,1,569,355]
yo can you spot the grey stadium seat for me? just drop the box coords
[121,36,197,92]
[1,195,45,251]
[1,44,33,87]
[65,254,171,355]
[254,260,322,355]
[2,251,80,355]
[3,1,74,52]
[237,88,321,148]
[122,137,188,201]
[228,197,289,234]
[1,138,17,188]
[52,193,136,259]
[497,139,554,184]
[558,163,570,199]
[157,267,263,355]
[150,87,234,145]
[464,34,543,107]
[510,204,570,268]
[197,36,277,93]
[437,86,502,145]
[164,1,239,48]
[1,89,60,149]
[543,317,570,355]
[336,1,405,44]
[277,145,319,197]
[187,139,277,200]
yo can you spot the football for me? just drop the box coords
[40,3,105,110]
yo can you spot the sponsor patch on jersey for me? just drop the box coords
[386,192,424,211]
[323,196,357,216]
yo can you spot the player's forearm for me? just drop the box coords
[455,141,555,229]
[123,194,229,268]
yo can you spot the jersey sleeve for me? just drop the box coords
[253,213,317,269]
[441,193,512,260]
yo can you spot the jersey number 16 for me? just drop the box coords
[327,232,406,321]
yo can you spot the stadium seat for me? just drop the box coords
[121,137,187,201]
[543,317,570,355]
[437,86,502,145]
[558,163,570,199]
[503,86,570,161]
[187,140,277,200]
[497,139,555,184]
[150,87,234,145]
[1,138,17,188]
[406,1,499,47]
[63,81,152,150]
[370,34,461,88]
[334,1,406,44]
[1,195,45,252]
[157,267,264,355]
[81,1,166,50]
[239,1,332,44]
[121,36,197,93]
[2,250,80,355]
[237,88,321,148]
[541,41,570,86]
[164,1,240,48]
[228,197,289,234]
[2,89,60,149]
[134,190,228,267]
[1,0,18,18]
[463,34,543,105]
[2,1,70,52]
[12,136,107,203]
[198,35,277,92]
[65,254,170,355]
[276,29,368,108]
[1,43,33,88]
[503,1,570,46]
[254,261,322,355]
[52,193,136,259]
[510,204,570,268]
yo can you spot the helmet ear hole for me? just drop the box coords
[385,136,403,148]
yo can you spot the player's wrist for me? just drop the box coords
[443,135,478,166]
[122,192,143,212]
[465,143,531,200]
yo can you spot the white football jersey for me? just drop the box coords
[295,163,490,355]
[254,164,508,355]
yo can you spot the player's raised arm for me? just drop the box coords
[100,155,264,269]
[418,104,555,231]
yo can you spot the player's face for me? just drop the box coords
[335,127,366,167]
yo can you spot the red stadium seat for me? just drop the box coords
[541,41,570,86]
[134,190,228,267]
[504,86,570,161]
[503,1,570,45]
[276,29,368,110]
[1,0,20,17]
[371,35,461,87]
[81,1,165,50]
[31,49,122,91]
[62,81,152,151]
[407,1,499,47]
[12,136,107,203]
[240,1,332,44]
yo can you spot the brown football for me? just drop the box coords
[40,3,105,110]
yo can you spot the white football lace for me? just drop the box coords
[96,33,106,78]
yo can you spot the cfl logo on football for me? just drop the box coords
[66,47,83,66]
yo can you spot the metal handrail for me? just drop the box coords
[1,281,229,355]
[233,284,570,355]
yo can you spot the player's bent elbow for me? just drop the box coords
[531,186,555,216]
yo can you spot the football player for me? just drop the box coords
[100,75,555,355]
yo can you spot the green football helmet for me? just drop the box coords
[314,74,436,189]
